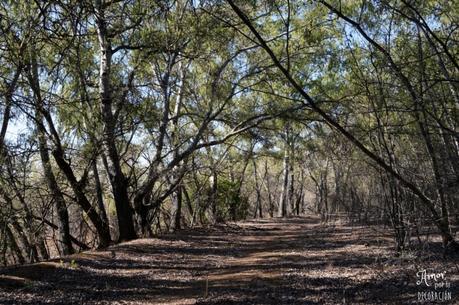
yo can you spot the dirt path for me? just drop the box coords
[0,216,457,304]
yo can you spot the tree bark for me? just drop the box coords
[5,226,24,265]
[253,158,263,218]
[93,160,109,228]
[210,170,218,223]
[278,144,289,218]
[95,0,136,241]
[28,50,73,256]
[169,185,182,232]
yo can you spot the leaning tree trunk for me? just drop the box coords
[416,31,453,247]
[5,226,25,265]
[28,50,73,256]
[93,160,109,228]
[35,108,73,256]
[9,220,36,263]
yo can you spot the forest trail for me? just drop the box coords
[0,216,457,305]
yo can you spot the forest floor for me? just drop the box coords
[0,216,457,305]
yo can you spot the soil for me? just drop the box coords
[0,216,457,304]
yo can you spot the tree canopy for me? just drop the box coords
[0,0,457,264]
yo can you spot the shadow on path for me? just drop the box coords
[0,216,457,304]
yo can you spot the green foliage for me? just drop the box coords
[0,0,457,264]
[216,178,249,221]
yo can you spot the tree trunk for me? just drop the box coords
[210,170,218,223]
[278,146,289,217]
[183,185,194,223]
[93,160,109,227]
[263,160,274,217]
[95,1,136,242]
[253,159,262,218]
[28,50,73,256]
[296,168,305,216]
[169,62,185,233]
[8,221,34,263]
[169,185,182,232]
[416,29,453,247]
[6,226,24,265]
[288,157,295,215]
